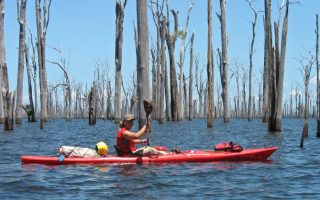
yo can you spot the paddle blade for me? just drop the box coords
[143,100,153,117]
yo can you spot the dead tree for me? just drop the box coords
[165,0,179,121]
[35,0,52,129]
[24,44,36,122]
[177,0,193,121]
[298,52,314,139]
[150,0,165,121]
[216,83,222,118]
[0,0,8,124]
[241,66,249,117]
[159,16,167,123]
[47,48,72,122]
[0,0,13,130]
[136,0,150,127]
[207,0,214,127]
[217,0,229,123]
[246,0,258,121]
[15,0,27,124]
[88,83,97,125]
[195,56,204,118]
[188,31,195,121]
[262,2,270,122]
[316,14,320,137]
[114,0,127,123]
[4,92,15,130]
[256,71,263,117]
[268,0,290,131]
[230,58,242,118]
[106,80,113,120]
[25,23,38,119]
[151,47,157,117]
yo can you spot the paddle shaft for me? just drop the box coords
[146,114,150,146]
[143,100,153,147]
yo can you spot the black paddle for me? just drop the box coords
[143,100,153,146]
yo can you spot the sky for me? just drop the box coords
[3,0,320,105]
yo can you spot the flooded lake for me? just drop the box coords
[0,118,319,199]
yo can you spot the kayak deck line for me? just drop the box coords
[21,146,278,165]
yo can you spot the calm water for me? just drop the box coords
[0,118,319,199]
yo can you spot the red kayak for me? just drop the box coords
[21,146,277,165]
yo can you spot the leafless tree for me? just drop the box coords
[195,56,205,118]
[114,0,127,123]
[315,14,320,137]
[24,44,36,122]
[15,0,27,124]
[165,0,179,121]
[217,0,229,123]
[88,83,97,125]
[177,0,193,121]
[47,47,72,121]
[0,0,14,130]
[35,0,52,129]
[188,31,195,121]
[297,51,314,139]
[230,58,242,118]
[159,15,167,123]
[246,0,258,121]
[268,0,290,131]
[207,0,214,127]
[149,0,165,121]
[0,0,8,125]
[137,0,150,127]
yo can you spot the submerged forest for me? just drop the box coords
[0,0,319,140]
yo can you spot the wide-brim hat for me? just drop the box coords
[123,114,135,121]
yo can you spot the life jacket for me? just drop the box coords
[214,141,243,152]
[116,128,136,155]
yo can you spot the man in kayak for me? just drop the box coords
[116,114,168,156]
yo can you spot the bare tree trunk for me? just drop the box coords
[298,52,314,138]
[231,59,241,118]
[246,0,257,121]
[48,55,72,121]
[25,45,36,122]
[0,0,7,124]
[316,14,320,138]
[114,0,127,123]
[29,32,38,118]
[150,1,163,121]
[195,57,204,118]
[136,0,149,127]
[4,92,15,130]
[165,3,179,121]
[269,0,289,131]
[151,48,157,117]
[106,80,112,120]
[262,13,270,122]
[263,0,272,124]
[218,0,229,123]
[159,16,166,124]
[188,31,194,121]
[207,0,214,127]
[15,0,27,124]
[0,76,3,123]
[88,84,97,125]
[165,53,171,121]
[35,0,51,129]
[274,0,289,130]
[177,1,193,121]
